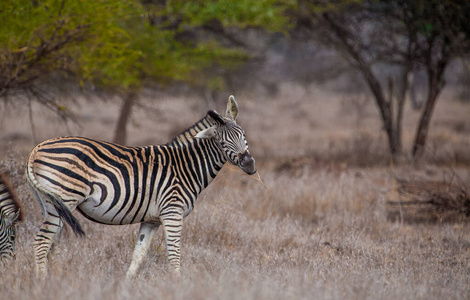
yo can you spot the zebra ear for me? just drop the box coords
[195,126,217,139]
[225,95,238,121]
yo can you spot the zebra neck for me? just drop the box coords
[166,113,226,189]
[167,113,216,146]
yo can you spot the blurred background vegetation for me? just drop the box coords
[1,0,469,161]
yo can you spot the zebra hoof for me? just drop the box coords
[170,267,181,278]
[126,269,137,280]
[35,264,48,278]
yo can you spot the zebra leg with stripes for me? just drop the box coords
[160,207,183,275]
[34,207,64,275]
[126,222,160,278]
[28,181,84,276]
[126,207,183,278]
[30,190,66,275]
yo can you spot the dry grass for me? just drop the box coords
[1,83,470,299]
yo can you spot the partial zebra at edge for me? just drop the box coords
[0,173,24,222]
[0,172,23,260]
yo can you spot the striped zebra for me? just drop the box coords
[26,95,256,277]
[0,173,23,261]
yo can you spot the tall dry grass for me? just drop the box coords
[1,83,470,299]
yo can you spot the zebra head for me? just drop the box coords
[0,210,20,261]
[196,95,256,175]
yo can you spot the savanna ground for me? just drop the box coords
[0,83,469,299]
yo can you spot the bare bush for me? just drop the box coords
[387,178,470,223]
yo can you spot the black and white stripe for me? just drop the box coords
[26,95,256,277]
[0,173,23,261]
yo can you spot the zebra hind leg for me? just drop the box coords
[32,191,80,277]
[126,222,160,279]
[34,203,64,276]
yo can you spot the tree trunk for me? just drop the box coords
[28,99,38,145]
[359,64,398,156]
[113,91,137,145]
[387,77,397,154]
[394,67,411,156]
[412,70,445,159]
[322,13,399,156]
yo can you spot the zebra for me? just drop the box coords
[0,173,23,261]
[26,95,256,277]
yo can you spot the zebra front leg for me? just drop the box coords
[160,212,183,275]
[34,209,64,277]
[126,222,159,279]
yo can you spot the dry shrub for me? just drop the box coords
[423,132,470,166]
[387,178,470,223]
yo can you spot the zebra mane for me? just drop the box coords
[0,173,24,221]
[166,111,218,146]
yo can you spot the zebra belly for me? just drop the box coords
[77,200,123,225]
[77,200,157,225]
[77,185,155,225]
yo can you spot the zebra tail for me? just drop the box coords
[51,197,85,237]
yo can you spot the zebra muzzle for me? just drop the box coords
[239,152,256,175]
